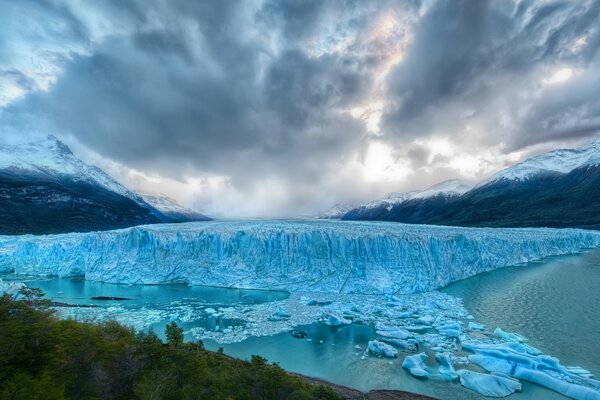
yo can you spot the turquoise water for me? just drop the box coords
[443,249,600,379]
[5,249,600,399]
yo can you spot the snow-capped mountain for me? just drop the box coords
[358,179,473,211]
[0,135,160,214]
[0,135,188,234]
[344,139,600,228]
[343,179,473,221]
[482,139,600,185]
[315,203,355,219]
[141,193,210,222]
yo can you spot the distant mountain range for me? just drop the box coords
[343,140,600,229]
[141,193,210,223]
[315,203,355,219]
[0,136,209,235]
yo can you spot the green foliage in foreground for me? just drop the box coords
[0,289,340,400]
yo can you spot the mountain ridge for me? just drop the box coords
[343,139,600,229]
[0,135,208,235]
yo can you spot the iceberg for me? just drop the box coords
[324,313,351,326]
[463,341,600,400]
[436,352,458,380]
[456,369,522,397]
[367,340,398,358]
[1,220,599,294]
[402,353,430,378]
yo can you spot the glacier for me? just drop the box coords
[1,220,600,294]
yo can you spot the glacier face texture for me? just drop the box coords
[1,220,599,294]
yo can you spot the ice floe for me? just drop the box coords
[456,369,522,397]
[402,353,430,378]
[367,340,398,358]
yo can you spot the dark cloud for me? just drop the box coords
[2,0,600,215]
[3,0,368,188]
[383,0,600,150]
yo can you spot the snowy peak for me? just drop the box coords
[141,193,210,222]
[359,179,474,211]
[410,179,474,199]
[0,135,151,209]
[484,139,600,185]
[315,203,354,219]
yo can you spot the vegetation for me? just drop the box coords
[0,288,340,400]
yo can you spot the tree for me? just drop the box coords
[165,322,183,346]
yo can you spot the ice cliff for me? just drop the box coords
[1,220,599,294]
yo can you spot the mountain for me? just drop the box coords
[0,135,169,235]
[141,193,210,222]
[343,140,600,229]
[342,179,473,222]
[315,203,355,219]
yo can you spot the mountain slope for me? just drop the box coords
[342,179,473,221]
[315,203,355,219]
[343,140,600,229]
[0,135,168,235]
[141,193,210,222]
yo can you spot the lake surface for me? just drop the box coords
[5,249,600,400]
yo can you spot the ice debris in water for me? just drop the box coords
[494,327,526,342]
[367,340,398,358]
[463,341,600,400]
[468,321,486,331]
[325,313,351,326]
[0,279,25,295]
[435,353,458,380]
[402,353,430,378]
[456,369,522,397]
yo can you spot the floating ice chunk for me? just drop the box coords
[418,315,436,324]
[382,338,418,352]
[402,353,429,378]
[272,308,291,318]
[205,307,217,315]
[468,321,486,331]
[436,353,458,380]
[567,367,594,379]
[325,313,351,326]
[367,340,398,358]
[438,322,462,338]
[457,369,522,397]
[405,324,430,331]
[376,328,411,340]
[494,328,526,342]
[464,341,600,400]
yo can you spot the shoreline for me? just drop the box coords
[294,373,438,400]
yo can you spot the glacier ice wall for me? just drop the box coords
[0,220,599,294]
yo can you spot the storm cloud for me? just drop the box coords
[1,0,599,216]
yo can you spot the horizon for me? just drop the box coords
[1,0,599,217]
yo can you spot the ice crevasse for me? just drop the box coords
[0,220,599,295]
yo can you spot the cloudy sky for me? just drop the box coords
[1,0,599,217]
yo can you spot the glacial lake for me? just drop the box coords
[4,249,600,400]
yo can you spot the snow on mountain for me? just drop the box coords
[482,139,600,185]
[141,193,210,222]
[1,220,598,294]
[410,179,474,199]
[315,203,355,219]
[359,179,474,211]
[0,135,154,211]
